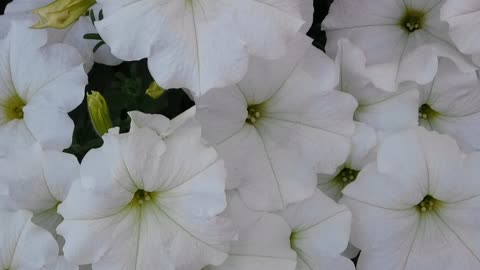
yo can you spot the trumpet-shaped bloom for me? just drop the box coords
[341,127,480,270]
[318,122,376,202]
[196,34,356,211]
[210,191,354,270]
[0,20,87,155]
[281,191,354,270]
[95,0,309,95]
[0,143,79,242]
[0,209,59,270]
[441,0,480,66]
[322,0,476,90]
[58,116,235,270]
[413,58,480,152]
[5,0,121,71]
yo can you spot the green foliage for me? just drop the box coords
[65,60,194,161]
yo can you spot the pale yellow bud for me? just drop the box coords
[31,0,96,29]
[87,91,112,136]
[145,81,166,100]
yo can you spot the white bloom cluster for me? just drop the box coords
[0,0,480,269]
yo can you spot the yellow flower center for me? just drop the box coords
[3,95,26,121]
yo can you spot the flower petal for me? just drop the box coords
[1,209,58,269]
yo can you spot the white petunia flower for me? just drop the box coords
[0,143,79,244]
[95,0,309,95]
[281,191,355,270]
[441,0,480,66]
[210,191,354,270]
[322,0,477,90]
[412,58,480,152]
[0,209,59,270]
[318,122,376,202]
[0,20,86,154]
[196,34,357,211]
[207,192,297,270]
[317,123,376,260]
[57,116,235,270]
[341,127,480,270]
[5,0,122,71]
[335,39,419,133]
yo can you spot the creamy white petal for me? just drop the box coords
[349,122,377,170]
[23,100,76,150]
[335,38,397,92]
[354,87,419,132]
[340,195,419,253]
[96,0,305,95]
[208,192,296,270]
[128,111,170,136]
[196,86,248,145]
[59,204,138,266]
[375,129,430,198]
[281,191,353,270]
[441,0,480,54]
[91,207,175,270]
[0,209,58,270]
[0,143,79,235]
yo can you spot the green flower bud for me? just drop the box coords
[87,91,112,137]
[145,81,165,100]
[31,0,96,29]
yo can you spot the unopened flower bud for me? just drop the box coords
[87,91,112,136]
[32,0,96,29]
[145,81,165,100]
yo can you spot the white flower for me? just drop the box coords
[322,0,477,90]
[413,58,480,152]
[318,122,376,202]
[341,127,480,270]
[196,34,357,211]
[335,39,419,133]
[5,0,121,71]
[95,0,308,95]
[317,128,374,261]
[441,0,480,66]
[57,116,235,270]
[0,143,79,243]
[281,191,354,270]
[0,209,59,270]
[210,191,354,270]
[207,192,297,270]
[0,20,86,154]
